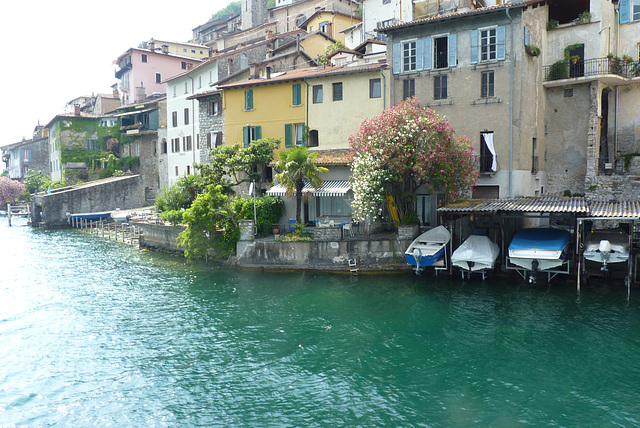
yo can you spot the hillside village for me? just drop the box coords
[2,0,640,230]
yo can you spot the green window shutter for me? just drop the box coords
[245,89,253,110]
[255,126,261,140]
[243,126,249,148]
[292,84,301,105]
[285,123,293,147]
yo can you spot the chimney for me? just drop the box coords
[249,64,259,79]
[266,66,272,79]
[162,45,169,54]
[149,39,155,51]
[74,105,81,116]
[266,29,273,40]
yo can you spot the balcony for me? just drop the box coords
[543,57,639,87]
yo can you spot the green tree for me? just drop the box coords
[196,138,280,193]
[22,170,50,195]
[231,195,285,236]
[318,41,348,65]
[210,1,241,21]
[177,184,239,261]
[273,146,328,224]
[155,174,206,224]
[348,98,478,222]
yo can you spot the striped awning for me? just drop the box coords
[266,180,351,197]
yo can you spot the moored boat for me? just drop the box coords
[508,227,571,282]
[405,225,451,274]
[583,228,630,271]
[67,211,113,225]
[451,235,499,279]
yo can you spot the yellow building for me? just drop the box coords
[298,11,361,46]
[219,67,336,152]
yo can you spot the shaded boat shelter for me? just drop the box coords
[438,197,639,293]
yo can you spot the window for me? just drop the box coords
[333,82,343,101]
[245,89,254,110]
[383,0,391,4]
[292,83,302,106]
[161,139,167,154]
[470,26,505,64]
[416,195,432,227]
[184,82,189,94]
[480,132,497,173]
[186,165,191,175]
[434,76,447,100]
[184,108,190,125]
[313,85,323,103]
[87,140,100,150]
[284,123,305,147]
[434,36,449,69]
[175,166,179,176]
[207,100,221,115]
[172,111,178,127]
[243,125,261,147]
[141,53,148,63]
[319,21,328,33]
[481,71,494,97]
[171,138,180,152]
[198,76,202,88]
[22,149,31,162]
[621,0,640,22]
[241,54,248,69]
[181,61,187,69]
[173,85,176,98]
[369,79,381,98]
[155,73,161,83]
[532,138,538,174]
[402,40,417,72]
[403,79,415,99]
[183,136,192,151]
[316,196,352,217]
[480,28,497,61]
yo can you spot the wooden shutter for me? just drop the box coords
[497,25,506,60]
[392,42,401,74]
[285,123,293,147]
[620,0,630,23]
[243,126,249,148]
[470,30,479,64]
[448,33,457,67]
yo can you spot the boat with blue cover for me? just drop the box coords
[508,227,572,282]
[67,211,113,224]
[405,225,451,274]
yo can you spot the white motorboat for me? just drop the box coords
[508,227,572,282]
[583,229,630,271]
[451,235,499,279]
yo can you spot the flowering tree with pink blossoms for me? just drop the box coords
[0,176,26,206]
[348,98,478,222]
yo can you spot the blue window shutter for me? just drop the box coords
[255,126,261,140]
[285,123,293,147]
[497,25,506,60]
[620,0,630,23]
[416,39,424,71]
[392,42,401,74]
[470,30,479,64]
[424,37,433,70]
[524,26,530,46]
[448,33,457,67]
[243,126,249,148]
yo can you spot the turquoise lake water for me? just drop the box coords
[1,218,640,427]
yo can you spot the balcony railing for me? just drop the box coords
[544,57,637,82]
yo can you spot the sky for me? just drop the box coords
[1,0,232,148]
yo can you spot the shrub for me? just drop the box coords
[231,195,285,236]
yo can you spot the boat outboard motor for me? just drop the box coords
[599,239,612,271]
[529,259,539,283]
[413,248,422,275]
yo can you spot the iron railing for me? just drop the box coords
[544,57,636,82]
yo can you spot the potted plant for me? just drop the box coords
[607,52,614,61]
[570,55,580,64]
[609,56,623,74]
[632,61,640,77]
[547,19,559,29]
[578,10,591,23]
[525,45,541,57]
[622,54,633,64]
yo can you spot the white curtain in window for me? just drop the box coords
[483,132,497,172]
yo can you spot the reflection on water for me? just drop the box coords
[1,220,640,426]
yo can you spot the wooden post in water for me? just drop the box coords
[7,204,11,227]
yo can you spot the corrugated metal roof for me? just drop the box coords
[588,200,640,218]
[266,180,351,197]
[439,197,590,214]
[440,197,640,218]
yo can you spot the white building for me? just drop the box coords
[165,59,220,187]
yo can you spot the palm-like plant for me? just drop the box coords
[273,146,328,225]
